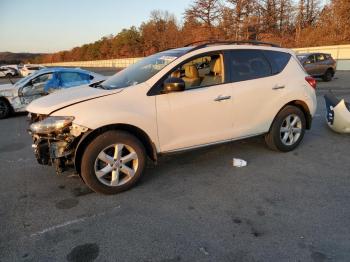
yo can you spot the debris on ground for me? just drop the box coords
[233,158,248,167]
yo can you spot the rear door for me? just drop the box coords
[227,49,291,138]
[303,54,317,76]
[315,53,328,75]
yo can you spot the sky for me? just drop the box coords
[0,0,193,53]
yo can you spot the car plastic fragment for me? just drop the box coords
[233,158,247,167]
[324,93,350,133]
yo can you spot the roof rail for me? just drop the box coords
[185,40,280,51]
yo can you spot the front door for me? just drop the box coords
[19,73,53,105]
[155,52,234,152]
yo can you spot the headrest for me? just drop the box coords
[184,65,199,78]
[171,70,181,78]
[210,58,222,75]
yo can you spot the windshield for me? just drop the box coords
[14,69,45,87]
[101,51,184,90]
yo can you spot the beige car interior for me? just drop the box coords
[182,65,201,88]
[169,54,224,89]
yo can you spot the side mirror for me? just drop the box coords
[163,77,185,94]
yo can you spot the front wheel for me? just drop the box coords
[81,130,146,194]
[0,99,11,119]
[265,106,306,152]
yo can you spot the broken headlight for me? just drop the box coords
[30,116,75,134]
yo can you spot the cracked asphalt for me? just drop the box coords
[0,70,349,262]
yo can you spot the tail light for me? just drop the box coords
[305,76,317,90]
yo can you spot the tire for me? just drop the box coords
[265,105,306,152]
[0,99,11,119]
[81,130,146,194]
[322,69,333,82]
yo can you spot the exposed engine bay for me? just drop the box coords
[28,113,89,174]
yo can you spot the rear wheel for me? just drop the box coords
[265,106,306,152]
[322,69,333,82]
[81,130,146,194]
[0,99,11,119]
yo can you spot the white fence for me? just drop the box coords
[43,57,142,68]
[43,44,350,70]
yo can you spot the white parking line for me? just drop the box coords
[29,205,121,238]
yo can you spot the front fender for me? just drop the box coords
[50,87,159,150]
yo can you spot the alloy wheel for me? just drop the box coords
[94,143,139,187]
[280,114,302,146]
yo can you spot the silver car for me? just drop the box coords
[0,68,106,119]
[297,53,337,82]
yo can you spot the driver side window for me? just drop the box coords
[22,73,53,95]
[167,53,224,90]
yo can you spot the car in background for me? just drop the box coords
[1,65,21,76]
[297,53,336,81]
[0,67,106,118]
[20,64,46,77]
[0,67,16,78]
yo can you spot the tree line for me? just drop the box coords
[32,0,350,63]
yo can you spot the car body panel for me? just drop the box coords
[49,83,159,151]
[156,82,234,152]
[27,85,122,115]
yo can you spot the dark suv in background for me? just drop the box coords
[297,53,336,81]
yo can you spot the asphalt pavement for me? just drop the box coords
[0,70,350,262]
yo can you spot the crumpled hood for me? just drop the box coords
[26,85,123,115]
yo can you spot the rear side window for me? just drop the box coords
[316,54,326,62]
[60,72,85,82]
[229,50,272,82]
[306,55,316,64]
[263,51,291,75]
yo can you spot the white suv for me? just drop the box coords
[27,41,317,194]
[0,67,16,78]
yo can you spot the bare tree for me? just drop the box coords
[185,0,222,28]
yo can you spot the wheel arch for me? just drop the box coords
[327,67,335,75]
[270,100,312,131]
[0,96,14,113]
[74,123,157,174]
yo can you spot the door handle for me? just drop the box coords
[214,95,231,102]
[272,85,285,90]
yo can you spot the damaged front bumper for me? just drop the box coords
[28,114,89,173]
